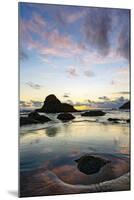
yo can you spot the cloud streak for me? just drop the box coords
[26,82,42,89]
[20,100,31,108]
[71,96,129,109]
[98,96,110,101]
[63,93,70,98]
[20,100,43,108]
[114,91,130,95]
[56,8,87,24]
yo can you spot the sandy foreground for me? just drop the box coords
[20,154,130,197]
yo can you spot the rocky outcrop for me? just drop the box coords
[81,110,106,117]
[57,113,75,121]
[119,101,130,109]
[20,117,39,126]
[36,94,77,113]
[20,111,51,126]
[75,155,110,175]
[126,119,130,123]
[28,111,51,123]
[108,118,120,122]
[108,118,130,124]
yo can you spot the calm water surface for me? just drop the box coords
[20,110,130,173]
[20,110,130,197]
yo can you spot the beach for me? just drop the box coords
[20,110,130,197]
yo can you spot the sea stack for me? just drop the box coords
[36,94,78,113]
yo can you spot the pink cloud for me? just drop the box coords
[40,47,70,57]
[64,10,87,23]
[20,14,85,58]
[48,29,72,47]
[20,12,48,51]
[21,11,127,63]
[57,9,87,24]
[20,13,47,36]
[33,13,47,29]
[39,29,85,58]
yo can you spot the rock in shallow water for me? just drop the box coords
[81,110,106,117]
[20,111,51,126]
[57,113,75,121]
[75,155,110,175]
[20,117,39,126]
[28,111,51,123]
[108,118,120,123]
[126,119,130,123]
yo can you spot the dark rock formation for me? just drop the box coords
[108,118,120,122]
[126,119,130,123]
[75,155,110,175]
[20,112,51,126]
[119,101,130,109]
[57,113,75,121]
[28,111,51,123]
[36,94,77,113]
[81,110,106,117]
[20,117,39,126]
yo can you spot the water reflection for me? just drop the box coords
[20,112,130,174]
[40,153,129,186]
[45,126,60,137]
[20,111,130,196]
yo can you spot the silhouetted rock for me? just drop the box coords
[20,112,51,126]
[28,111,51,123]
[126,119,130,123]
[20,117,39,126]
[75,155,110,175]
[119,101,130,109]
[81,110,106,117]
[36,94,77,113]
[108,118,120,122]
[57,113,75,121]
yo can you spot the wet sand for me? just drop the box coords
[20,111,130,197]
[20,153,130,197]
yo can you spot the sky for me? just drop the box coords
[19,3,130,110]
